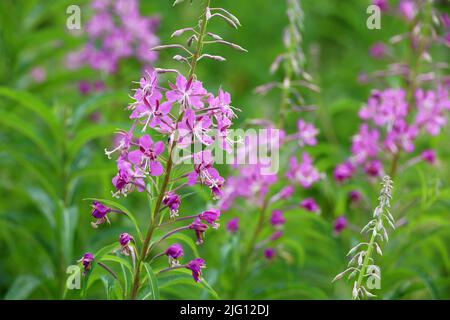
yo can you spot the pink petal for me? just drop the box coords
[128,150,143,165]
[150,161,163,176]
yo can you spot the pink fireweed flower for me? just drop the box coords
[69,0,160,76]
[369,42,386,59]
[271,185,294,203]
[333,161,355,182]
[105,125,135,159]
[186,258,205,282]
[130,72,174,133]
[198,209,220,229]
[414,88,449,136]
[119,232,133,255]
[128,134,164,176]
[287,153,320,188]
[364,159,383,177]
[270,210,286,227]
[189,218,208,245]
[270,231,283,241]
[351,124,379,164]
[103,27,133,59]
[383,120,418,153]
[421,149,436,164]
[441,13,450,29]
[162,192,181,218]
[91,201,112,228]
[278,186,294,199]
[296,119,319,146]
[348,190,362,203]
[165,243,184,259]
[264,248,276,261]
[208,88,239,122]
[166,74,208,109]
[78,81,91,95]
[373,0,388,11]
[187,151,225,199]
[133,70,160,102]
[359,89,408,127]
[399,0,416,21]
[333,216,348,233]
[78,252,94,275]
[86,11,114,37]
[226,217,239,234]
[178,108,213,147]
[30,67,46,83]
[91,0,111,11]
[165,243,184,266]
[300,198,320,213]
[112,158,146,197]
[119,232,131,246]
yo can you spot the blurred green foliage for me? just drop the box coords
[0,0,449,299]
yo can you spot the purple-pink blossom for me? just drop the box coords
[264,248,276,261]
[297,119,319,146]
[270,210,286,227]
[300,198,320,213]
[421,149,436,164]
[198,209,220,229]
[91,201,112,228]
[287,153,320,188]
[186,258,205,282]
[163,192,181,218]
[166,74,208,109]
[189,218,208,245]
[128,134,164,176]
[399,0,416,21]
[333,161,354,182]
[348,190,362,203]
[226,218,239,234]
[78,252,94,275]
[165,243,184,260]
[369,42,386,59]
[333,216,348,233]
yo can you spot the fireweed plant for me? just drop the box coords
[218,0,323,298]
[330,0,449,299]
[333,175,395,300]
[67,0,160,94]
[76,0,246,299]
[333,0,450,183]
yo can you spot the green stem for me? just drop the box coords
[230,199,269,299]
[355,231,376,300]
[188,0,210,79]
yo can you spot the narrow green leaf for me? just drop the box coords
[143,263,160,300]
[0,86,61,141]
[4,275,40,300]
[67,124,120,163]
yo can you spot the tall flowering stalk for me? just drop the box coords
[76,0,246,300]
[334,0,450,183]
[333,176,395,299]
[221,0,323,298]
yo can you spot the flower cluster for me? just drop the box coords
[77,0,246,299]
[67,0,160,93]
[335,1,450,182]
[105,69,239,200]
